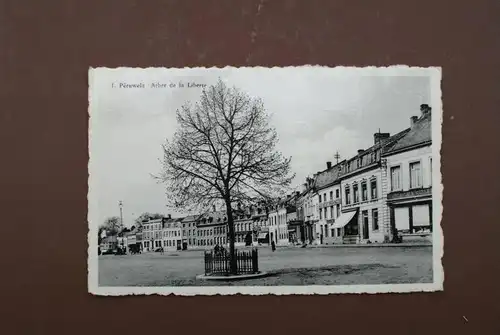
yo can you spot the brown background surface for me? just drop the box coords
[1,0,499,334]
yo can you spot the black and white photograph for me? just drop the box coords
[88,66,443,295]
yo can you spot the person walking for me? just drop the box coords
[271,240,276,252]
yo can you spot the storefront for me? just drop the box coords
[388,188,432,243]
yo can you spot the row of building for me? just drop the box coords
[101,104,434,253]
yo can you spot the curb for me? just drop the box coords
[196,271,269,281]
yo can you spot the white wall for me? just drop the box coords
[386,145,432,192]
[340,168,386,243]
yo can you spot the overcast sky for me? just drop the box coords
[89,67,431,228]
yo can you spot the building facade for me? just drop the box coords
[162,218,183,251]
[181,215,199,250]
[337,129,410,244]
[234,213,253,247]
[314,161,344,244]
[384,104,433,243]
[196,211,228,248]
[141,217,166,251]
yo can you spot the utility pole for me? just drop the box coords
[119,201,124,250]
[334,151,341,165]
[119,201,124,227]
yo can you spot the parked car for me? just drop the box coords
[154,247,164,253]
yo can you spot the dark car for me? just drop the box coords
[154,247,164,253]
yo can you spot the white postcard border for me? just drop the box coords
[87,65,443,296]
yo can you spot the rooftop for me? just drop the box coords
[314,161,344,190]
[386,112,431,153]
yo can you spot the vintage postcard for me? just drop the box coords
[88,66,443,296]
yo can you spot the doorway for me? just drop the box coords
[362,210,369,240]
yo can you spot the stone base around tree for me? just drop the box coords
[196,271,269,281]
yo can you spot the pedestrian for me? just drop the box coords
[271,240,276,252]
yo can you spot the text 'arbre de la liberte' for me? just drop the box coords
[113,82,207,89]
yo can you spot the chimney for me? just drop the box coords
[374,132,391,145]
[410,116,419,126]
[326,161,332,169]
[295,191,300,197]
[357,149,364,155]
[420,104,431,116]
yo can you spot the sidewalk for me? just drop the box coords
[240,242,432,249]
[183,242,431,253]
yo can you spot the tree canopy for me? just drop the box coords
[157,79,294,274]
[158,79,295,212]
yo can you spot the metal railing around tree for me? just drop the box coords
[204,249,259,276]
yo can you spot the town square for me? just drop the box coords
[99,245,432,287]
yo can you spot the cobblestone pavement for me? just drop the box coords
[98,246,433,286]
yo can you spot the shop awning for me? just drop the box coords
[332,211,357,229]
[257,232,269,239]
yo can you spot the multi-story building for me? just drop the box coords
[286,205,299,244]
[100,235,118,253]
[234,211,253,247]
[196,210,228,248]
[337,128,410,244]
[181,215,199,250]
[141,217,167,251]
[251,203,270,245]
[274,194,299,246]
[314,161,344,244]
[300,176,318,244]
[161,217,183,251]
[267,207,278,245]
[383,104,433,243]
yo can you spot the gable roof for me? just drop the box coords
[315,162,344,191]
[181,215,200,223]
[386,113,431,153]
[197,211,228,225]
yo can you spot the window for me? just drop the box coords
[323,194,326,202]
[353,183,359,203]
[361,182,368,201]
[429,158,433,186]
[345,186,351,205]
[330,206,334,219]
[371,179,378,199]
[391,166,401,191]
[329,191,333,200]
[319,195,322,203]
[410,161,422,188]
[319,210,323,219]
[372,209,379,231]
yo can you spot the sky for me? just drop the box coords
[89,67,431,228]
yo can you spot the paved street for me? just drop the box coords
[98,246,433,286]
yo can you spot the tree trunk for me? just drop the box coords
[225,198,237,275]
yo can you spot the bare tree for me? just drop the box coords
[157,79,295,274]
